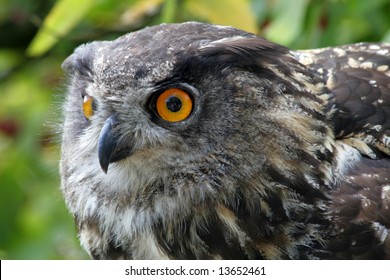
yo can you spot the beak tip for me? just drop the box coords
[98,115,118,175]
[99,161,109,174]
[98,143,112,174]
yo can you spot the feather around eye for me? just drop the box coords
[82,95,94,120]
[156,88,193,122]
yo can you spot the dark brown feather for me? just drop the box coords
[297,42,390,259]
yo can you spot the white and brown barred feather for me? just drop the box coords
[296,44,390,259]
[60,22,390,259]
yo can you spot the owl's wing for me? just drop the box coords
[295,43,390,259]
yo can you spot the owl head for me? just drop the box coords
[60,22,334,259]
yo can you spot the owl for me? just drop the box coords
[60,22,390,259]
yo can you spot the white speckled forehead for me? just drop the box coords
[84,22,256,90]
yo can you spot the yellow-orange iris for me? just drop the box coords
[156,88,193,122]
[82,95,94,120]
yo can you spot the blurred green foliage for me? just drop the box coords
[0,0,390,259]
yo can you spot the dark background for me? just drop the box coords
[1,0,390,259]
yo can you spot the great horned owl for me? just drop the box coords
[60,22,390,259]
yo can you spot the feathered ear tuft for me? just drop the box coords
[198,37,290,72]
[61,44,94,79]
[62,53,76,73]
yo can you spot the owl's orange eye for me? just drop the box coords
[82,95,94,120]
[156,88,193,122]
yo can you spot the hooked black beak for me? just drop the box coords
[98,115,132,173]
[98,115,118,173]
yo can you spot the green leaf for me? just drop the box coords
[26,0,95,57]
[161,0,177,23]
[116,0,163,26]
[0,49,23,77]
[184,0,258,33]
[383,29,390,42]
[265,0,309,46]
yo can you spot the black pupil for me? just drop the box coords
[166,96,182,112]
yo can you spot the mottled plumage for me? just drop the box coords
[60,22,390,259]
